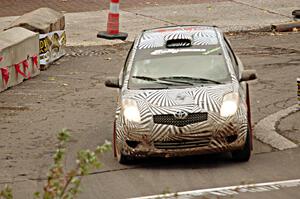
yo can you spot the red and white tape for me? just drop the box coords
[107,0,121,35]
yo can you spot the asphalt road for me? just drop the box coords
[0,32,299,198]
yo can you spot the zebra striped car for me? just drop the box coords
[105,25,257,164]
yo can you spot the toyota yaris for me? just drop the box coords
[105,26,257,164]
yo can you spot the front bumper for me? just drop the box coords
[121,139,246,158]
[117,113,248,158]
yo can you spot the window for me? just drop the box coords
[120,43,134,85]
[128,45,232,89]
[224,37,239,77]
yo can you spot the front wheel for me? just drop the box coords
[231,130,251,162]
[116,144,134,165]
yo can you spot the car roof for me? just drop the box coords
[138,25,222,49]
[143,25,218,32]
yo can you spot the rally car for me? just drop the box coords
[105,25,257,164]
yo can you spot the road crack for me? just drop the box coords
[14,166,143,183]
[229,0,291,19]
[122,9,177,26]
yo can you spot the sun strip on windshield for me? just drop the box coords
[202,47,221,55]
[151,48,206,56]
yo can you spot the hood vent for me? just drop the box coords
[166,39,192,48]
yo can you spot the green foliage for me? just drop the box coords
[0,185,13,199]
[161,187,171,195]
[0,129,111,199]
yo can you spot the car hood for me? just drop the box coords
[122,84,234,113]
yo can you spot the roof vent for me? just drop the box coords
[166,39,192,48]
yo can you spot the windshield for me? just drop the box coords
[128,45,231,89]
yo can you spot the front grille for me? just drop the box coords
[153,112,208,127]
[154,137,211,149]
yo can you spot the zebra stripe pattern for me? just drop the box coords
[138,29,218,49]
[114,26,248,155]
[116,86,248,146]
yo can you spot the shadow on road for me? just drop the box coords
[125,152,242,170]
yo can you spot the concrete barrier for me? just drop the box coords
[0,27,40,92]
[6,7,65,34]
[6,7,66,70]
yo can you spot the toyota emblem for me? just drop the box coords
[174,110,188,120]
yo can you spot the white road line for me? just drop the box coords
[254,104,298,150]
[130,179,300,199]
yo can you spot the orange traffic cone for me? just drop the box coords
[97,0,128,40]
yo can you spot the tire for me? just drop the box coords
[292,10,300,18]
[116,144,134,165]
[114,120,134,164]
[231,130,251,162]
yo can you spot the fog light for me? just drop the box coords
[126,140,140,148]
[226,135,238,143]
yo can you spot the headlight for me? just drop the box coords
[220,93,239,117]
[122,99,141,123]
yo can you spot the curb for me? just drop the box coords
[254,105,298,150]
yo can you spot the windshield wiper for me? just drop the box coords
[159,76,223,84]
[158,77,194,85]
[132,75,176,86]
[133,75,195,86]
[132,75,157,81]
[138,86,169,90]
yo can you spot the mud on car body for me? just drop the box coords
[105,25,257,164]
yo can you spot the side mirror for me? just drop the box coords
[105,78,121,88]
[240,70,257,82]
